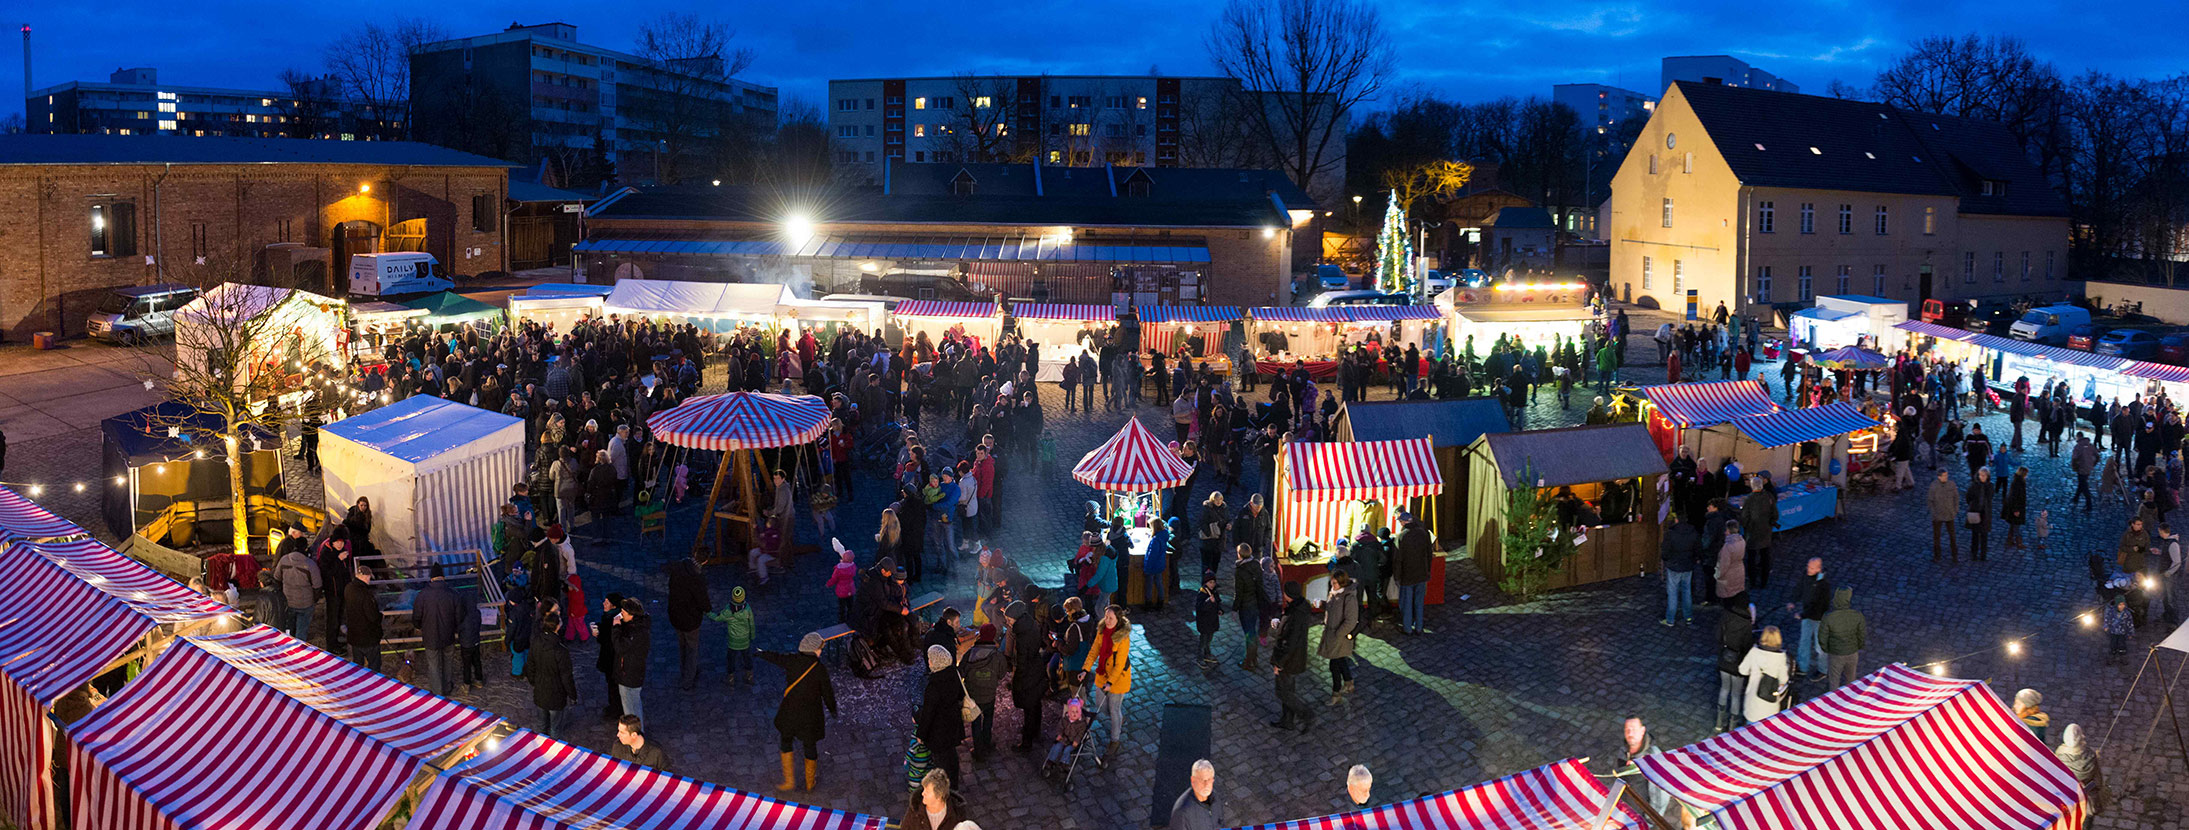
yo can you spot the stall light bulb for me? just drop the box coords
[1929,664,1948,676]
[2004,640,2022,656]
[194,450,206,459]
[27,485,42,497]
[114,476,126,486]
[2079,612,2096,628]
[72,483,84,493]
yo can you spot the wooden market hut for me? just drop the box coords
[1333,398,1512,547]
[1466,423,1669,592]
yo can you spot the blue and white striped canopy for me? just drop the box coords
[1731,402,1881,447]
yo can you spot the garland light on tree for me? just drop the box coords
[1373,191,1413,294]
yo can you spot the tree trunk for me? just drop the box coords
[227,432,250,556]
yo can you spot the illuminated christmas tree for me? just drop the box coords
[1373,191,1413,294]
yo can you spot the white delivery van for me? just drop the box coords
[347,252,454,297]
[2008,304,2091,345]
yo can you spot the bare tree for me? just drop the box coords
[272,69,336,140]
[325,18,446,140]
[0,112,24,134]
[1206,0,1392,201]
[1870,34,2068,180]
[1175,83,1274,169]
[1382,159,1473,216]
[938,74,1023,164]
[631,12,756,184]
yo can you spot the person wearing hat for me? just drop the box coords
[612,597,651,722]
[761,633,839,791]
[1004,600,1049,752]
[917,644,969,788]
[1270,581,1315,733]
[666,557,712,690]
[856,557,916,664]
[2014,688,2050,743]
[707,585,757,687]
[526,609,578,738]
[959,624,1006,761]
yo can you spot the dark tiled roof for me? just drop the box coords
[508,181,588,203]
[1339,399,1512,448]
[593,183,1291,228]
[1477,423,1668,488]
[886,162,1316,210]
[1487,207,1555,229]
[0,134,518,168]
[1674,81,2067,217]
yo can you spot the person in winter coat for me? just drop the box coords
[1819,587,1868,689]
[826,548,858,623]
[414,573,464,695]
[1194,571,1222,666]
[553,446,584,528]
[1270,581,1314,732]
[761,633,838,791]
[1393,512,1434,635]
[1738,625,1793,724]
[316,534,353,651]
[1232,545,1264,670]
[2055,724,2109,814]
[2004,467,2031,550]
[1715,604,1755,732]
[594,594,623,720]
[1005,601,1049,752]
[1318,569,1361,705]
[1660,516,1700,626]
[1739,481,1778,589]
[665,558,712,689]
[275,542,322,644]
[1928,468,1962,561]
[1715,524,1749,610]
[1197,492,1231,580]
[1967,468,1995,561]
[1079,605,1134,762]
[587,450,621,520]
[612,597,652,722]
[526,613,579,738]
[900,769,969,830]
[707,586,757,686]
[916,645,968,788]
[959,624,1007,760]
[1350,526,1388,622]
[342,565,383,672]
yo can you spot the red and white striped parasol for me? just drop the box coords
[646,392,832,451]
[1072,417,1195,491]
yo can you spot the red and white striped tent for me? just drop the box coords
[0,487,87,543]
[0,538,227,830]
[1229,759,1635,830]
[1141,305,1240,356]
[649,392,833,451]
[1012,302,1116,322]
[1275,438,1442,550]
[1636,664,2086,830]
[68,626,501,830]
[890,301,1001,348]
[1073,417,1196,491]
[409,729,887,830]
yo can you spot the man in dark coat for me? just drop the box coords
[916,645,968,789]
[1233,545,1265,670]
[1270,581,1314,733]
[342,565,383,672]
[526,612,578,738]
[1739,476,1779,589]
[413,572,463,695]
[316,534,352,650]
[595,593,624,721]
[1005,601,1049,752]
[761,633,839,791]
[665,558,711,689]
[1393,513,1435,635]
[613,597,652,723]
[856,558,916,663]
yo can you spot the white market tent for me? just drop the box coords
[508,284,611,331]
[602,279,788,330]
[318,396,524,562]
[173,283,348,393]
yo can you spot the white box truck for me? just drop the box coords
[347,252,454,297]
[2009,304,2091,345]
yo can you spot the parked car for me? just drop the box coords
[1315,264,1351,291]
[1420,270,1455,294]
[88,284,199,343]
[347,252,454,297]
[1921,298,1971,328]
[2096,328,2162,359]
[1309,290,1412,307]
[1963,307,2018,336]
[1456,268,1491,287]
[2009,304,2093,345]
[2066,324,2101,352]
[2158,333,2189,365]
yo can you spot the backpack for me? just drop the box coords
[847,633,881,679]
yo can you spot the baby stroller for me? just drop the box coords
[1041,696,1098,791]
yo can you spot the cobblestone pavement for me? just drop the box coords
[6,327,2183,829]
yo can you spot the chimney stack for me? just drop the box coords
[20,24,30,104]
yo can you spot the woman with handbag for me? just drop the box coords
[1738,625,1793,724]
[761,633,839,792]
[1967,467,1995,562]
[916,645,970,790]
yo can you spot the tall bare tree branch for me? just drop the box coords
[1206,0,1391,201]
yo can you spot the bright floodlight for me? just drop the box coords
[784,213,815,248]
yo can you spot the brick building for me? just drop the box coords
[0,135,512,340]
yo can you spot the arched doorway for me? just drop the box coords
[613,261,647,281]
[386,218,427,253]
[331,220,381,294]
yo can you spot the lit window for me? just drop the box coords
[914,97,926,109]
[914,125,925,137]
[1136,96,1148,109]
[973,96,992,109]
[1923,206,1936,235]
[1672,260,1683,293]
[1068,123,1091,136]
[1683,152,1693,173]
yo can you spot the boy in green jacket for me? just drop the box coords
[707,587,758,686]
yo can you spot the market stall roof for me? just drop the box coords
[1342,305,1443,321]
[2120,361,2189,384]
[1228,759,1635,830]
[67,626,502,830]
[400,291,504,322]
[0,538,226,702]
[1730,402,1881,447]
[0,486,87,542]
[1074,417,1196,491]
[1254,305,1440,323]
[892,300,997,319]
[322,396,525,468]
[1642,380,1783,428]
[1791,305,1862,322]
[174,282,335,328]
[603,279,790,319]
[1811,345,1890,370]
[408,729,886,830]
[1892,320,1977,341]
[1139,305,1241,323]
[1286,438,1442,501]
[1966,333,2127,370]
[647,392,832,451]
[350,300,424,317]
[1478,424,1668,488]
[518,283,614,299]
[574,235,1212,263]
[1452,306,1596,323]
[1012,302,1117,322]
[1636,664,2085,830]
[101,399,278,466]
[1339,399,1511,448]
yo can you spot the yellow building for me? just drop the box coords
[1608,82,2070,320]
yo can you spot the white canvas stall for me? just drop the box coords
[603,279,788,324]
[508,293,605,332]
[173,284,349,393]
[318,396,525,562]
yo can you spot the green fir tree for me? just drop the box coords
[1373,191,1413,294]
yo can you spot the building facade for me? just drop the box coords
[410,22,779,184]
[577,161,1310,307]
[0,135,510,339]
[1551,83,1656,132]
[28,68,399,140]
[1608,82,2069,317]
[1660,56,1798,95]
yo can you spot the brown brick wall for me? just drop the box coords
[0,162,506,340]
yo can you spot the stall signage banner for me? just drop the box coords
[1771,486,1838,531]
[1686,290,1699,321]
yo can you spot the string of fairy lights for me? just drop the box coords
[1903,597,2153,678]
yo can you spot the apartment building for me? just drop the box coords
[1607,82,2069,317]
[1551,83,1656,132]
[410,22,779,183]
[1661,56,1799,95]
[28,68,399,140]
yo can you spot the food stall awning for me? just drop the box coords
[1346,305,1444,321]
[0,486,88,543]
[1966,333,2128,370]
[1254,306,1443,323]
[1480,424,1668,488]
[400,291,504,323]
[1642,380,1782,428]
[1636,664,2086,830]
[892,300,996,319]
[518,283,614,299]
[575,235,1211,263]
[1254,306,1351,323]
[1285,438,1442,501]
[602,279,788,319]
[1012,303,1118,322]
[1892,320,1976,341]
[1139,305,1241,323]
[1730,402,1880,447]
[1792,306,1862,323]
[351,300,424,318]
[1453,307,1595,323]
[1073,417,1196,491]
[2121,361,2189,384]
[1228,759,1637,830]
